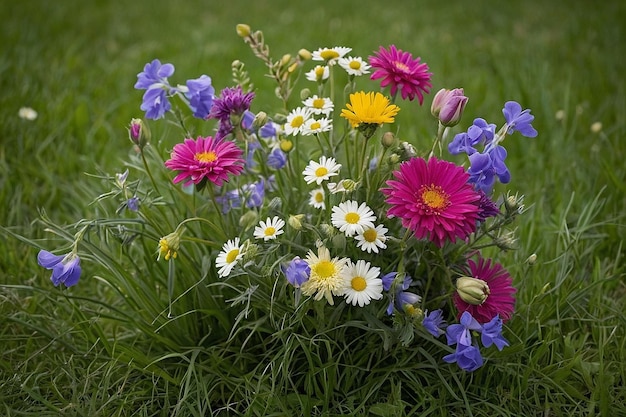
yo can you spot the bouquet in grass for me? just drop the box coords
[37,23,536,373]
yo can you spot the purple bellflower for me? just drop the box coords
[423,309,447,337]
[185,75,215,119]
[282,256,311,287]
[37,250,82,287]
[503,101,537,137]
[480,315,510,350]
[135,59,176,120]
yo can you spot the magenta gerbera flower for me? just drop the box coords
[454,257,516,323]
[381,157,481,247]
[369,45,432,104]
[164,136,244,186]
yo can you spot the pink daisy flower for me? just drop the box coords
[369,45,432,104]
[454,257,516,323]
[381,157,480,247]
[164,136,244,186]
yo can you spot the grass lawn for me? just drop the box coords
[1,0,625,415]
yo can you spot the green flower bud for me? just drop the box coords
[239,210,258,231]
[456,277,490,305]
[236,24,251,38]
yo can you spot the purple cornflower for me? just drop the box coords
[476,190,500,222]
[135,59,176,120]
[209,86,255,123]
[267,148,287,170]
[37,250,82,287]
[185,75,215,119]
[480,315,509,350]
[282,256,311,287]
[503,101,537,137]
[423,309,447,337]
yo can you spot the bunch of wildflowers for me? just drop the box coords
[36,24,537,375]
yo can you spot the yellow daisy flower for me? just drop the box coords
[340,91,400,128]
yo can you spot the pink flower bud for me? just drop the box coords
[431,88,468,127]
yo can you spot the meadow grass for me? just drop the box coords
[1,0,625,415]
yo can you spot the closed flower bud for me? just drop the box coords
[239,210,259,230]
[298,48,312,61]
[280,54,292,67]
[288,214,305,230]
[526,253,537,265]
[300,88,311,100]
[381,131,396,148]
[431,88,468,127]
[279,139,293,153]
[129,118,150,148]
[456,277,490,305]
[252,111,269,129]
[236,24,251,38]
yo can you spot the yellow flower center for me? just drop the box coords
[279,140,293,152]
[290,115,304,128]
[320,50,339,60]
[195,151,218,163]
[313,260,336,279]
[310,121,321,130]
[345,212,360,224]
[420,184,450,213]
[313,98,325,109]
[349,60,361,70]
[226,249,239,263]
[264,227,276,236]
[351,276,367,292]
[362,228,378,242]
[315,192,324,203]
[394,61,410,73]
[315,167,328,177]
[315,66,325,78]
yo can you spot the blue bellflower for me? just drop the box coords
[37,250,82,287]
[423,309,447,337]
[185,75,215,119]
[443,343,484,372]
[242,178,265,208]
[282,256,311,287]
[135,59,176,120]
[381,272,421,315]
[481,315,510,350]
[443,311,485,371]
[503,101,538,137]
[267,148,287,170]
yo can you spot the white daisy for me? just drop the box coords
[253,216,285,241]
[18,107,38,120]
[342,260,383,307]
[302,156,341,185]
[301,246,347,305]
[338,56,371,76]
[331,200,376,237]
[305,65,330,82]
[215,237,244,278]
[284,107,313,136]
[302,96,334,116]
[311,46,352,65]
[302,117,333,136]
[309,187,326,209]
[354,224,388,254]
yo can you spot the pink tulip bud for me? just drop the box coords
[431,88,468,127]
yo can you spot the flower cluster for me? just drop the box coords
[37,24,536,373]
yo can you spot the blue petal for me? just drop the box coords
[37,250,64,269]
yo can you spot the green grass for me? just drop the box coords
[1,0,625,415]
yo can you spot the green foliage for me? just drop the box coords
[1,0,625,416]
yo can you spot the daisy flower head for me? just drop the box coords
[342,260,383,307]
[338,56,371,76]
[302,156,341,185]
[312,46,352,65]
[354,224,388,253]
[309,187,326,209]
[340,91,400,129]
[305,65,330,82]
[453,257,516,324]
[301,246,348,305]
[369,45,432,104]
[216,237,245,278]
[331,200,376,237]
[164,136,245,187]
[253,216,285,241]
[381,157,481,247]
[302,117,333,136]
[303,96,334,116]
[284,107,313,136]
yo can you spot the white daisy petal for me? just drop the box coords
[342,260,383,307]
[302,156,341,185]
[215,238,244,277]
[253,216,285,241]
[338,56,371,76]
[331,200,376,237]
[355,224,388,253]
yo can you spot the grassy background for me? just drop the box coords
[1,0,625,415]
